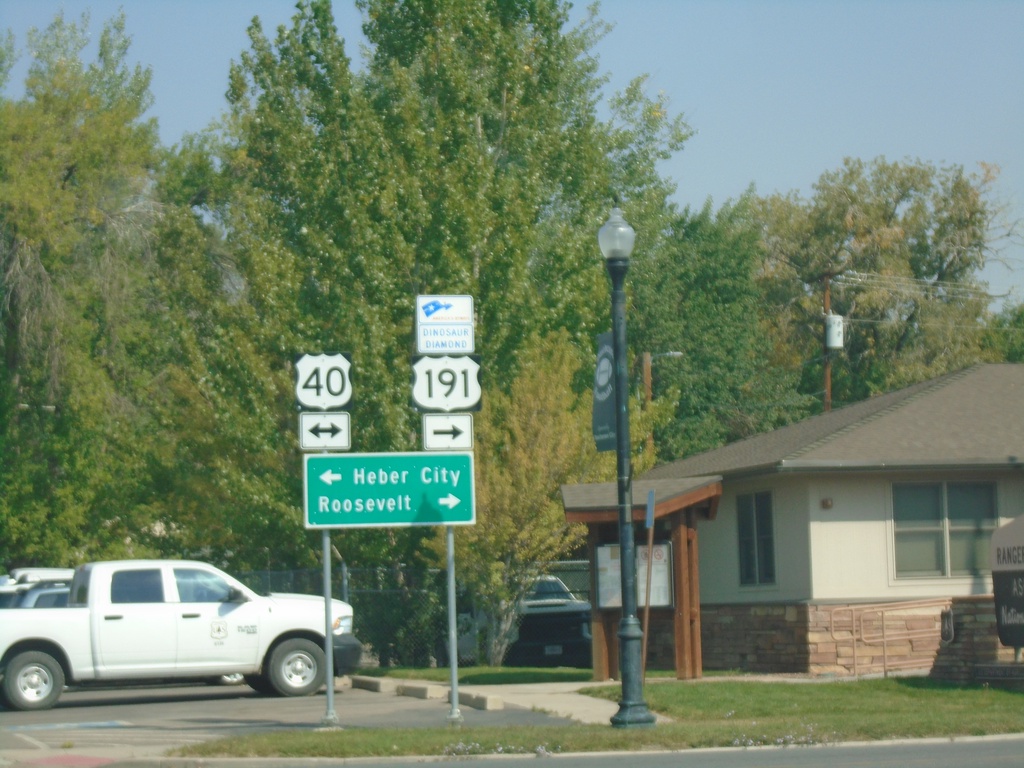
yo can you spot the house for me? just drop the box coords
[564,364,1024,677]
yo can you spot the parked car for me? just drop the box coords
[443,576,592,668]
[0,569,75,608]
[6,582,70,608]
[9,568,75,583]
[505,575,592,668]
[0,584,23,608]
[0,559,362,711]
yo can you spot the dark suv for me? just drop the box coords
[505,576,592,668]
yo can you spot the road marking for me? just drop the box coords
[3,722,131,732]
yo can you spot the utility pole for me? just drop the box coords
[641,351,683,454]
[823,273,833,413]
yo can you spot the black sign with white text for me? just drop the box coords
[991,516,1024,648]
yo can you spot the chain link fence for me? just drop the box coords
[238,561,590,669]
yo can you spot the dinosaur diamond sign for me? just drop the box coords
[416,295,474,354]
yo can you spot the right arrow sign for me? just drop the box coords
[422,414,474,450]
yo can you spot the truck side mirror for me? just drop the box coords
[227,587,249,603]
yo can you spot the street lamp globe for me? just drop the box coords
[598,207,636,262]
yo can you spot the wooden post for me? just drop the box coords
[687,510,702,679]
[672,516,692,678]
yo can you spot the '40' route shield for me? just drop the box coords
[295,353,353,410]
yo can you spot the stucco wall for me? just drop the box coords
[697,476,812,604]
[698,470,1024,605]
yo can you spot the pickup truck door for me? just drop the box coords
[95,567,178,676]
[172,567,262,674]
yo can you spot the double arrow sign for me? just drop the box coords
[299,412,351,451]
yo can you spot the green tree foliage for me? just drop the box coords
[756,157,999,407]
[433,332,604,665]
[152,0,689,573]
[0,12,163,566]
[357,0,626,359]
[983,302,1024,362]
[630,196,810,461]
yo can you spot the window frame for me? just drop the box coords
[737,490,776,587]
[891,480,997,579]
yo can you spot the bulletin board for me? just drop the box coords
[596,542,673,609]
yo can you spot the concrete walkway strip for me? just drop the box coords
[351,676,500,710]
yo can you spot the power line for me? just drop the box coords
[834,270,994,301]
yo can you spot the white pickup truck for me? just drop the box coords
[0,560,361,711]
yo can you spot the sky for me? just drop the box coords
[3,0,1023,306]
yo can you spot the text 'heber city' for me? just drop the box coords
[352,466,461,487]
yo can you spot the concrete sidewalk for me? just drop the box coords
[350,674,660,725]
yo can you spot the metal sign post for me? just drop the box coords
[321,529,338,726]
[294,352,354,728]
[445,524,462,725]
[416,295,477,726]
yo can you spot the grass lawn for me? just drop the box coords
[174,669,1024,759]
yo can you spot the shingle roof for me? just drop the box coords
[561,476,722,519]
[643,364,1024,481]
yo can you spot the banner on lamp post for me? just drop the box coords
[592,332,616,452]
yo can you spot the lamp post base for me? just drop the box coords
[610,617,656,729]
[611,702,656,729]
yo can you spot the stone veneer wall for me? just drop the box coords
[929,595,1017,684]
[698,598,1013,678]
[700,603,810,673]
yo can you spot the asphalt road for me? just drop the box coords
[3,681,1023,768]
[0,679,569,765]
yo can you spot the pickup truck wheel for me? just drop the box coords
[2,651,65,711]
[268,639,325,697]
[244,674,275,695]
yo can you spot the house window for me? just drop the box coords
[892,482,996,578]
[737,491,775,585]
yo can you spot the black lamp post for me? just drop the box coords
[598,205,656,729]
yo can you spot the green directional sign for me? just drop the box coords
[304,452,475,529]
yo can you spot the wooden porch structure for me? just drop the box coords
[561,476,721,681]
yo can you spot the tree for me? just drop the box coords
[630,195,810,461]
[983,302,1024,363]
[433,331,604,665]
[756,157,1000,407]
[0,12,164,567]
[163,0,690,575]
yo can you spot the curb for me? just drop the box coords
[350,676,503,711]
